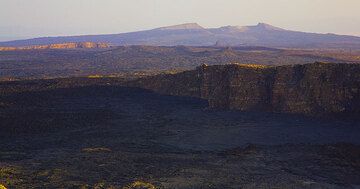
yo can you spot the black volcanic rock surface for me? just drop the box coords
[0,78,359,188]
[2,23,360,49]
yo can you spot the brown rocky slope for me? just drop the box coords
[127,62,360,115]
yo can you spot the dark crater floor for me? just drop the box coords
[0,84,359,188]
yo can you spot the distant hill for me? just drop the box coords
[0,42,110,51]
[1,23,360,49]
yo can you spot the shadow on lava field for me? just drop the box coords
[0,84,359,188]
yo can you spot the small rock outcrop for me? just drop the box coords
[127,62,360,115]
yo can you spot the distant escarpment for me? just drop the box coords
[0,42,110,51]
[127,62,360,115]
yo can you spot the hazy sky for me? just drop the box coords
[1,0,360,41]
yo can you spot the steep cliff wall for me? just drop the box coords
[0,42,110,51]
[127,70,201,98]
[198,64,276,111]
[271,63,360,114]
[127,62,360,115]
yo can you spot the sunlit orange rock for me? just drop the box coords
[0,42,110,51]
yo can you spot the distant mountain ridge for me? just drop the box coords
[157,23,205,30]
[1,23,360,49]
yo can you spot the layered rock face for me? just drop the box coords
[0,42,110,51]
[271,63,360,114]
[127,62,360,115]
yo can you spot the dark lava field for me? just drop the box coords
[1,46,360,81]
[0,79,359,188]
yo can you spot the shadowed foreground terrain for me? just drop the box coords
[0,78,359,188]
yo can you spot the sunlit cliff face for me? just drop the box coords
[232,63,269,69]
[0,42,110,51]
